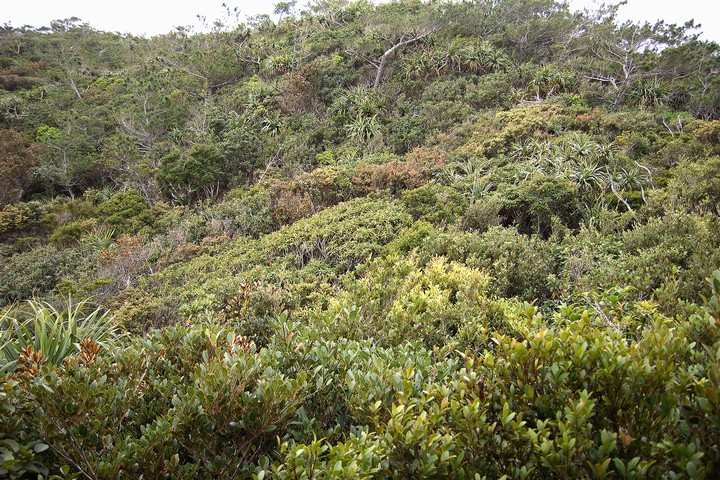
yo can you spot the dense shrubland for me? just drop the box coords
[2,0,720,477]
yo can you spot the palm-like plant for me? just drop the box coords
[531,66,576,100]
[545,151,569,176]
[479,44,510,72]
[430,51,448,77]
[443,38,466,72]
[581,198,609,229]
[263,54,295,76]
[402,54,429,80]
[0,306,18,373]
[566,134,599,160]
[631,77,668,109]
[80,227,115,252]
[0,298,123,373]
[261,114,283,137]
[596,142,617,162]
[510,140,536,161]
[571,161,606,192]
[346,115,383,142]
[453,159,490,202]
[335,86,385,120]
[605,166,637,214]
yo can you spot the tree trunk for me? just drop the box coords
[373,50,391,89]
[372,28,437,89]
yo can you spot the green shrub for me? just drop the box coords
[1,303,718,478]
[463,194,503,232]
[48,220,90,245]
[157,144,224,204]
[0,202,44,241]
[112,289,180,333]
[0,378,50,479]
[319,253,519,349]
[425,226,560,302]
[401,182,467,226]
[579,212,720,313]
[496,175,582,236]
[267,197,413,271]
[207,187,275,238]
[97,189,155,234]
[666,157,720,214]
[0,246,85,306]
[265,307,720,479]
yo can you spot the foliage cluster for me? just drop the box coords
[1,302,719,478]
[2,0,720,477]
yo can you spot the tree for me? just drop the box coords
[579,4,700,105]
[43,18,133,100]
[657,40,720,120]
[33,117,104,198]
[157,144,223,204]
[439,0,581,63]
[274,1,298,22]
[0,129,41,207]
[345,0,442,88]
[153,23,252,140]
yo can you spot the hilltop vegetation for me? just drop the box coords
[1,0,720,477]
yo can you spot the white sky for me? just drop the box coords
[1,1,276,36]
[1,0,718,42]
[570,0,719,42]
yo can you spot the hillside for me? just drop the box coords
[1,0,720,477]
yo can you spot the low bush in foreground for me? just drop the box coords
[1,297,718,478]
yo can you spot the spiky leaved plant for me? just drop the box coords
[0,297,123,373]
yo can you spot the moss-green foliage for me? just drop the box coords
[267,197,412,270]
[401,182,467,226]
[666,157,720,214]
[1,5,719,316]
[497,175,582,235]
[157,144,224,204]
[414,226,560,302]
[2,304,718,478]
[97,189,155,234]
[318,253,518,349]
[110,197,411,330]
[581,212,720,313]
[0,202,44,240]
[2,2,720,477]
[205,186,275,239]
[47,220,88,245]
[0,246,85,306]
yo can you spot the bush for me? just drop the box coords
[579,212,720,313]
[666,157,720,214]
[269,309,720,479]
[401,182,467,226]
[424,226,560,302]
[97,189,155,234]
[0,246,85,306]
[496,175,582,236]
[48,220,92,245]
[1,298,718,478]
[319,253,517,349]
[267,197,413,271]
[463,194,503,232]
[0,202,44,241]
[157,144,223,204]
[205,187,275,238]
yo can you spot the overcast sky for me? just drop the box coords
[2,0,718,42]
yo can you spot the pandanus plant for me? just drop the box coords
[0,297,123,373]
